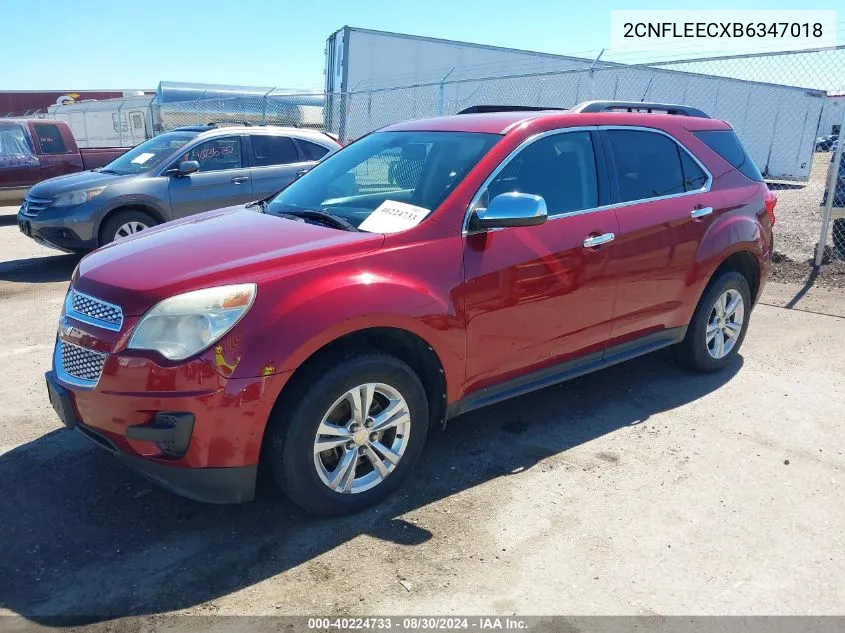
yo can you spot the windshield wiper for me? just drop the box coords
[98,168,120,175]
[265,207,359,232]
[245,199,266,211]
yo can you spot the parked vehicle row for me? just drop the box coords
[0,119,129,204]
[815,134,839,152]
[43,101,775,515]
[17,124,340,251]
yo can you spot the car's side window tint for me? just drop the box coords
[183,137,243,172]
[33,124,67,154]
[679,148,708,191]
[485,131,598,216]
[251,135,299,167]
[606,130,685,202]
[298,140,331,161]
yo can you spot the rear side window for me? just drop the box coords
[298,140,331,161]
[486,131,599,216]
[606,130,685,202]
[693,130,763,182]
[251,135,299,167]
[680,151,708,191]
[33,124,67,154]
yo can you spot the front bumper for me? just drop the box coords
[46,369,260,504]
[17,201,100,252]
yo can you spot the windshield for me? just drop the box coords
[0,122,39,169]
[266,131,501,231]
[101,131,196,175]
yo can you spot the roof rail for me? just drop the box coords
[457,105,567,115]
[571,100,710,119]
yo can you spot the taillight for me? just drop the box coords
[764,189,777,227]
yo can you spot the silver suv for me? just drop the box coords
[17,125,340,252]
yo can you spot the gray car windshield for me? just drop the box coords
[266,131,501,231]
[101,132,196,175]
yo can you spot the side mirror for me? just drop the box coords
[469,192,548,231]
[176,160,200,176]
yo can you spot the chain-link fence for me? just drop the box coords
[150,47,845,263]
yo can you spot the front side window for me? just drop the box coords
[251,135,299,167]
[101,131,195,175]
[483,131,598,216]
[607,130,687,203]
[33,124,67,154]
[184,137,243,172]
[266,130,500,231]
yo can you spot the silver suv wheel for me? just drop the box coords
[114,221,149,240]
[706,289,745,359]
[313,383,411,494]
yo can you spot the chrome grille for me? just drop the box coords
[21,195,52,217]
[59,341,107,384]
[68,290,123,330]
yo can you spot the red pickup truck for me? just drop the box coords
[0,119,130,204]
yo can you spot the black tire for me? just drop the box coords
[266,352,429,516]
[675,271,751,373]
[833,219,845,260]
[99,210,157,246]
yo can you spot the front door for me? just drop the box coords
[462,129,619,394]
[168,135,254,219]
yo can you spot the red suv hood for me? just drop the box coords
[75,207,384,316]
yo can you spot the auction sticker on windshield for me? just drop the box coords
[359,200,430,233]
[130,152,156,165]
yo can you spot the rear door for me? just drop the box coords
[167,135,254,218]
[600,127,718,344]
[247,134,313,199]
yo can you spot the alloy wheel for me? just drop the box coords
[115,221,148,240]
[706,289,744,359]
[313,383,411,494]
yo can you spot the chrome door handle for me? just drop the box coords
[691,206,713,219]
[583,233,615,248]
[231,176,250,184]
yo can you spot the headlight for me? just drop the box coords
[128,284,256,361]
[53,187,107,207]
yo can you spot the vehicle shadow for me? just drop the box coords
[0,254,81,283]
[0,351,742,623]
[0,214,19,227]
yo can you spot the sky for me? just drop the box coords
[0,0,841,91]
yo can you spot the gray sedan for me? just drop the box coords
[16,125,340,252]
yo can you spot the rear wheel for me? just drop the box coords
[675,271,751,372]
[266,352,429,516]
[99,210,157,246]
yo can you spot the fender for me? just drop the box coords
[95,194,171,234]
[689,202,767,303]
[210,232,468,403]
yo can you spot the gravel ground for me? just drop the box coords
[1,207,845,628]
[770,151,837,263]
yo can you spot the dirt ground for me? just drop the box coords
[1,206,844,627]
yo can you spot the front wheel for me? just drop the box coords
[266,353,429,515]
[675,271,751,372]
[99,210,157,246]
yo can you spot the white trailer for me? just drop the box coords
[325,27,827,181]
[46,93,154,148]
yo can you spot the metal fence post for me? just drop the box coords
[262,87,275,125]
[438,67,455,116]
[815,102,845,266]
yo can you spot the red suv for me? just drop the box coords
[45,101,775,515]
